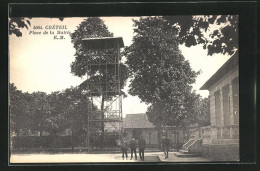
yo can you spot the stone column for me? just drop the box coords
[229,82,234,125]
[219,88,224,140]
[210,91,216,126]
[220,88,224,126]
[228,82,234,138]
[209,90,217,143]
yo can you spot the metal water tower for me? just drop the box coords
[81,37,124,151]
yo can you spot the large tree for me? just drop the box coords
[124,17,199,128]
[70,17,129,147]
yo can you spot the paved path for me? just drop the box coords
[158,152,210,162]
[10,152,210,163]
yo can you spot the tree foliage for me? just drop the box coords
[125,17,198,104]
[195,97,210,126]
[146,92,210,128]
[48,87,89,149]
[9,84,91,139]
[163,15,238,56]
[124,16,202,128]
[56,87,89,133]
[9,84,32,136]
[9,17,31,37]
[9,17,64,37]
[28,92,51,136]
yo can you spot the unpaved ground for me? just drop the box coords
[10,152,210,163]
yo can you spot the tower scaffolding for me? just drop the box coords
[81,37,124,151]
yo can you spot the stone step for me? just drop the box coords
[174,152,198,158]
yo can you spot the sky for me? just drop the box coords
[9,17,231,116]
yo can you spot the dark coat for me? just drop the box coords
[138,138,146,150]
[130,139,137,149]
[161,137,171,151]
[121,140,128,150]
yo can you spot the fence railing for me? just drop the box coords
[214,125,239,140]
[189,125,239,145]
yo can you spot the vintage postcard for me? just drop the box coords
[9,15,239,163]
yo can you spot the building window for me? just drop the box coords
[214,90,221,125]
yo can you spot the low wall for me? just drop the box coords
[11,133,119,149]
[11,136,75,148]
[201,144,239,161]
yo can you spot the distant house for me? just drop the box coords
[122,114,158,148]
[199,52,239,161]
[122,113,188,148]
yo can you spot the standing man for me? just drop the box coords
[130,137,137,160]
[121,136,128,160]
[138,135,146,161]
[161,135,171,159]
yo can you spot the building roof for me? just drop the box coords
[122,114,156,129]
[200,52,239,90]
[82,37,124,49]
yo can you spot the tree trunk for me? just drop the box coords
[16,128,20,149]
[40,130,42,137]
[16,129,20,137]
[157,130,161,150]
[100,95,105,149]
[176,131,179,152]
[39,122,42,136]
[71,129,74,151]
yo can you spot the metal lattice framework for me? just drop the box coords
[82,37,124,151]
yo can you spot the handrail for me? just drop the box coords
[182,138,196,150]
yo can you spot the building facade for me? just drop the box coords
[200,52,239,161]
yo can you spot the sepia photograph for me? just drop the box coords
[9,15,239,163]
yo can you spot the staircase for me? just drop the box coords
[174,138,202,158]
